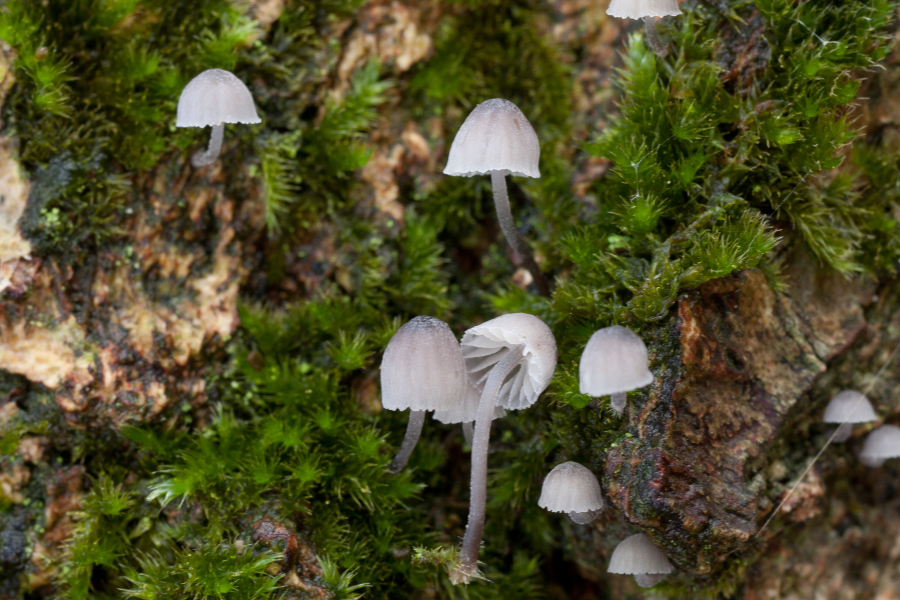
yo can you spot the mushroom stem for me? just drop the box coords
[832,422,853,443]
[634,573,668,588]
[611,391,627,414]
[451,346,524,585]
[462,421,474,446]
[388,410,427,473]
[192,123,225,167]
[490,171,551,297]
[643,17,669,58]
[568,509,601,525]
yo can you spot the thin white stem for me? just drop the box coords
[643,17,669,58]
[755,341,900,537]
[462,421,474,446]
[611,391,627,414]
[388,410,426,474]
[192,123,225,167]
[490,171,551,297]
[450,346,524,584]
[831,422,852,443]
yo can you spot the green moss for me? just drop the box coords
[2,0,899,597]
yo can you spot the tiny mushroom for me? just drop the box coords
[450,313,557,585]
[433,383,506,446]
[176,69,261,168]
[823,390,877,443]
[608,532,674,588]
[859,424,900,468]
[444,99,549,296]
[606,0,682,58]
[579,325,653,415]
[380,316,468,473]
[538,461,604,524]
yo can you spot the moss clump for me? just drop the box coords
[1,0,899,598]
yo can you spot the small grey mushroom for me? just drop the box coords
[859,424,900,468]
[579,326,653,415]
[443,99,549,296]
[176,69,261,167]
[450,313,557,585]
[608,533,673,589]
[606,0,682,58]
[380,316,468,473]
[537,462,604,524]
[823,390,877,442]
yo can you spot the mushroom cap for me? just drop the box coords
[176,69,261,128]
[443,98,540,178]
[538,462,604,514]
[579,326,654,397]
[823,390,877,424]
[380,316,468,412]
[608,533,673,575]
[860,425,900,461]
[460,313,558,410]
[433,382,507,424]
[606,0,682,19]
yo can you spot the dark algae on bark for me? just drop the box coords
[1,0,900,599]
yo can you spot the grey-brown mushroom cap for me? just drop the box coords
[176,69,262,128]
[860,425,900,461]
[823,390,878,424]
[460,313,558,410]
[443,98,540,178]
[380,316,469,412]
[608,533,673,575]
[538,462,604,514]
[579,326,653,396]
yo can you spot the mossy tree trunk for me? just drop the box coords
[1,1,899,599]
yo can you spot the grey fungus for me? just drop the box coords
[450,313,557,585]
[380,316,469,473]
[859,424,900,468]
[461,312,558,410]
[579,325,653,415]
[537,462,604,525]
[606,0,682,59]
[443,99,549,296]
[176,69,261,168]
[608,533,674,589]
[822,390,877,443]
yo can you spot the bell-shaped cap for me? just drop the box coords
[606,0,682,19]
[176,69,262,128]
[608,533,673,575]
[538,462,604,514]
[823,390,877,424]
[443,98,540,178]
[380,316,468,412]
[579,326,653,397]
[433,382,506,424]
[860,425,900,463]
[460,313,557,410]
